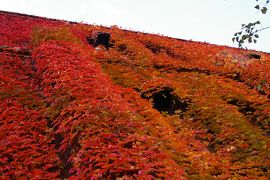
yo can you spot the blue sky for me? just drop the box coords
[0,0,269,52]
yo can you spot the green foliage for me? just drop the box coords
[232,21,261,47]
[233,0,269,48]
[31,26,81,46]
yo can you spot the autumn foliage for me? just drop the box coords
[0,11,270,179]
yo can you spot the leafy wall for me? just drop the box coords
[0,11,270,179]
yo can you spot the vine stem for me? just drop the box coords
[256,25,270,32]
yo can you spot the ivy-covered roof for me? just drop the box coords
[0,10,269,179]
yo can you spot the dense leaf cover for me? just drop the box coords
[0,48,61,178]
[0,11,270,179]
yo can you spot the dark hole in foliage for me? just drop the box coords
[7,155,13,163]
[225,97,270,137]
[117,44,127,52]
[145,43,163,54]
[153,64,166,70]
[55,134,80,178]
[227,98,256,116]
[259,166,270,173]
[207,138,223,153]
[86,31,111,50]
[143,41,186,60]
[248,53,261,60]
[122,141,134,149]
[142,87,189,118]
[231,72,244,82]
[0,46,31,56]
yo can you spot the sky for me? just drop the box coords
[0,0,269,52]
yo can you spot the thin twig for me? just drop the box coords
[256,25,270,32]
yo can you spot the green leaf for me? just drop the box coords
[255,5,260,9]
[232,37,235,42]
[254,34,259,38]
[242,35,248,40]
[261,7,267,14]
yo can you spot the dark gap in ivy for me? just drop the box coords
[86,31,112,50]
[52,133,70,179]
[176,67,211,76]
[143,41,186,60]
[103,169,139,179]
[230,72,244,82]
[61,136,81,178]
[227,98,256,115]
[145,43,163,54]
[153,64,166,70]
[207,137,224,153]
[51,133,80,179]
[190,109,227,153]
[224,97,270,136]
[44,95,77,178]
[258,166,270,173]
[132,87,141,92]
[141,87,189,118]
[247,53,261,60]
[122,141,134,149]
[117,44,128,53]
[0,45,31,56]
